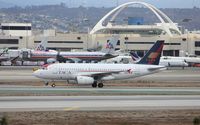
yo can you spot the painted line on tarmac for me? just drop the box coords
[64,107,80,111]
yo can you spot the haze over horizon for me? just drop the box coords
[0,0,199,8]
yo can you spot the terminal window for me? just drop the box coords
[195,41,200,47]
[48,41,83,44]
[195,51,200,55]
[1,26,31,30]
[0,39,19,44]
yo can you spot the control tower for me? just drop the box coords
[90,1,181,37]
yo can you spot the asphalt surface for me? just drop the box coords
[0,95,200,112]
[1,85,200,95]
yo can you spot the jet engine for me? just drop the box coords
[46,58,57,64]
[76,76,94,84]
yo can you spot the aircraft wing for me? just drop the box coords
[80,69,132,78]
[10,56,20,65]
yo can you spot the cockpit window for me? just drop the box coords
[41,64,50,70]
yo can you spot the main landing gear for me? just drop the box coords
[92,81,104,88]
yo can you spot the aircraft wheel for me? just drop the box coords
[45,82,49,86]
[92,82,97,88]
[98,83,104,88]
[51,83,56,88]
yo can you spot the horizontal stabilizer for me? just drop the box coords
[147,66,166,72]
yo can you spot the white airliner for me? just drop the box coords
[105,54,133,64]
[161,56,200,67]
[33,40,166,88]
[130,52,189,68]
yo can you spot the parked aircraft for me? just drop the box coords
[161,56,200,67]
[33,40,166,88]
[21,36,119,63]
[130,51,189,68]
[0,48,20,65]
[105,54,133,64]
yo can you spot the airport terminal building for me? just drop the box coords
[0,2,200,57]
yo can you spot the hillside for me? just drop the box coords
[0,4,199,32]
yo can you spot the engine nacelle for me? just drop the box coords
[46,58,57,64]
[76,76,94,84]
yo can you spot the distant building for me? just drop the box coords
[0,2,200,57]
[0,23,32,36]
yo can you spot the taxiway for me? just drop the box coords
[0,95,200,112]
[1,86,200,95]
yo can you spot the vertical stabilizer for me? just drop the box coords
[35,38,48,51]
[134,40,164,65]
[130,51,141,62]
[101,35,119,54]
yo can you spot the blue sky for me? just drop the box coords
[1,0,199,8]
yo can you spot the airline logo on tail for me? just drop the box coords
[147,52,160,64]
[130,51,140,61]
[106,42,114,49]
[35,37,48,51]
[101,35,119,54]
[36,44,46,51]
[130,40,164,65]
[146,43,164,64]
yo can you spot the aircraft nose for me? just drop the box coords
[33,70,42,78]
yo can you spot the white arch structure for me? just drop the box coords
[90,1,181,36]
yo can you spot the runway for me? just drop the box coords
[0,95,200,112]
[1,85,200,95]
[0,67,200,82]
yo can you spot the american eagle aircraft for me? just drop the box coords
[33,40,166,88]
[21,36,119,63]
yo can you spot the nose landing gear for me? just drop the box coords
[51,83,56,88]
[44,81,56,88]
